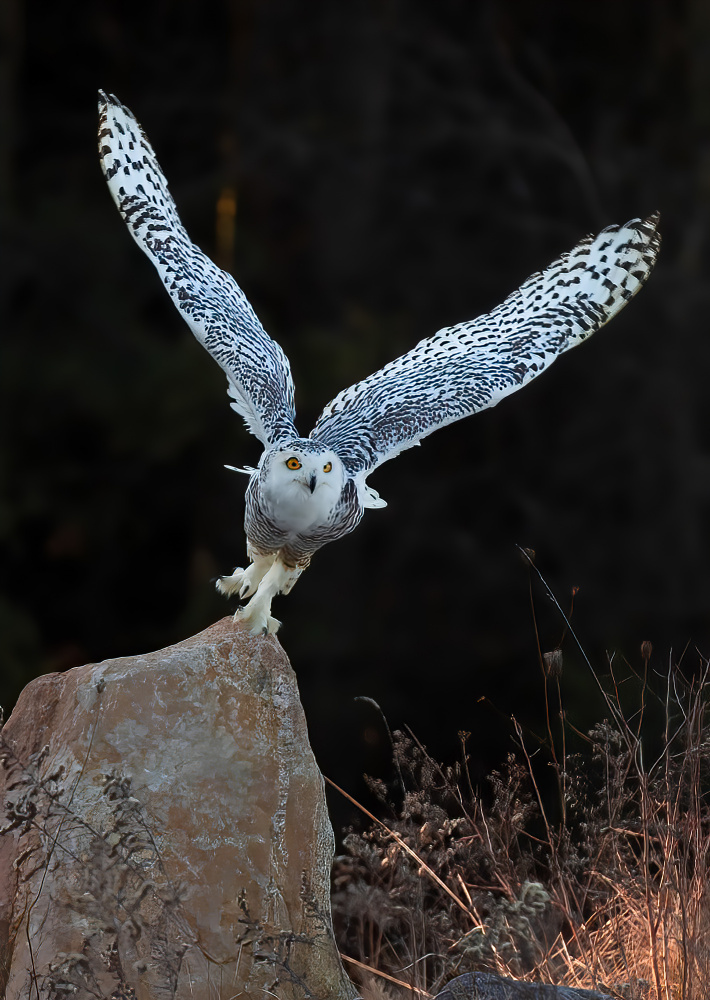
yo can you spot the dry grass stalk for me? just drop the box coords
[331,652,710,1000]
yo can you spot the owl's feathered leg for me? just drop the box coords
[235,557,304,636]
[216,551,274,600]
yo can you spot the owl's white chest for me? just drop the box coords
[262,480,339,534]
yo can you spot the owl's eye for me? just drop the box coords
[323,461,333,473]
[286,457,302,470]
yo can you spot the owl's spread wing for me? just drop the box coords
[98,92,297,448]
[311,215,660,475]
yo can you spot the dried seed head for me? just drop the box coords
[543,649,563,678]
[641,640,653,663]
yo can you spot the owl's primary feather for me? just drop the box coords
[98,92,661,635]
[313,215,660,474]
[98,91,297,449]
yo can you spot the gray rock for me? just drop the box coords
[0,617,357,1000]
[435,971,614,1000]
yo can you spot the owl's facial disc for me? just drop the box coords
[260,445,345,531]
[282,453,338,494]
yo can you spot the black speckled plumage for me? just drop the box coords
[98,91,297,449]
[98,91,661,634]
[312,215,660,473]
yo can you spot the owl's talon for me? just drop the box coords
[234,605,281,636]
[216,568,247,598]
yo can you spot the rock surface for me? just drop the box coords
[435,972,614,999]
[0,617,357,1000]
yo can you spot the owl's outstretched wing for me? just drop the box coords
[98,91,297,448]
[311,214,660,475]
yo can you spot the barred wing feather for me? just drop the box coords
[98,91,297,448]
[311,214,660,475]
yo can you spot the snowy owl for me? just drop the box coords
[98,92,660,635]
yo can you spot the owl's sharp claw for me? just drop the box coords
[234,605,281,636]
[216,568,247,597]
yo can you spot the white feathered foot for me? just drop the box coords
[217,555,304,636]
[216,551,274,600]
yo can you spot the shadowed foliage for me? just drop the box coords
[332,653,710,999]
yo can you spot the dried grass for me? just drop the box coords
[331,564,710,1000]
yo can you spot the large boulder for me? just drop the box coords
[0,617,357,1000]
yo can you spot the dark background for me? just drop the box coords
[2,1,709,821]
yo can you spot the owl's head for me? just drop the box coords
[259,439,346,526]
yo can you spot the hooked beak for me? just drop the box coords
[308,473,317,493]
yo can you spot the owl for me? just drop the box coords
[98,92,660,635]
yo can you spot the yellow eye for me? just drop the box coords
[323,461,333,473]
[286,457,301,470]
